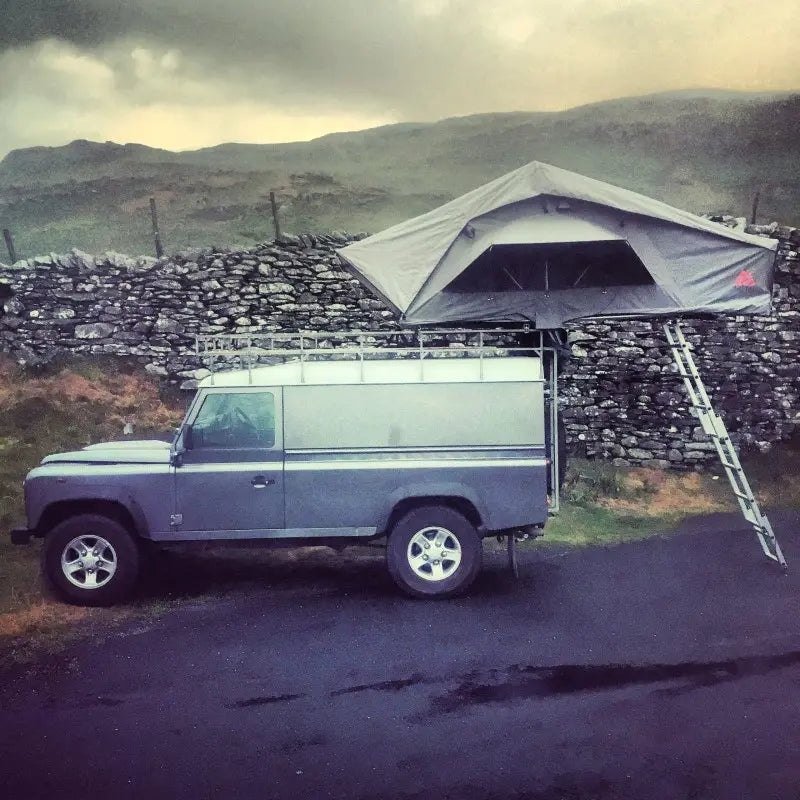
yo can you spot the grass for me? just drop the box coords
[2,358,800,664]
[537,447,800,550]
[0,356,183,655]
[541,505,674,548]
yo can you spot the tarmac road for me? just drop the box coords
[2,511,800,800]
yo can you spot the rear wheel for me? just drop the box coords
[387,505,482,598]
[41,514,140,606]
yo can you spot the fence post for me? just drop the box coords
[150,197,164,258]
[2,229,17,263]
[750,191,761,225]
[269,191,281,240]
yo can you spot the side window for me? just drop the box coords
[192,392,275,449]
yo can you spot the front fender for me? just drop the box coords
[26,478,152,538]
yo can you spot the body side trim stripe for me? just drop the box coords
[284,458,547,471]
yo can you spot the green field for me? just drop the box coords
[1,91,798,259]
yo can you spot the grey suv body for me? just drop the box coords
[12,356,549,603]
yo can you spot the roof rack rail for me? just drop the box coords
[194,327,553,378]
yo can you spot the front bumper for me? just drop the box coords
[10,527,33,545]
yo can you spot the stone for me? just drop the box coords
[75,322,115,339]
[626,448,653,460]
[0,315,22,330]
[610,346,645,357]
[154,317,185,335]
[4,297,24,315]
[262,282,295,295]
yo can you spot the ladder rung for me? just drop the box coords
[719,459,739,470]
[732,490,753,503]
[677,370,701,381]
[752,524,776,540]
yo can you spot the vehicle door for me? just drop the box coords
[174,387,284,534]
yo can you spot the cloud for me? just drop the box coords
[0,0,798,156]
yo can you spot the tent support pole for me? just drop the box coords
[550,344,560,514]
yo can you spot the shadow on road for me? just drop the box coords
[134,541,532,605]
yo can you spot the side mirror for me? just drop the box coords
[183,424,194,450]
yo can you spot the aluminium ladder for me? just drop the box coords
[663,322,786,567]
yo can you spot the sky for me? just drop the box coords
[0,0,798,158]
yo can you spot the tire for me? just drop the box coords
[386,505,482,599]
[41,514,141,607]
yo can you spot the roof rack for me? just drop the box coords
[195,327,557,379]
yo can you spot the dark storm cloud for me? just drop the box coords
[0,0,111,49]
[1,0,570,118]
[0,0,797,156]
[3,0,799,117]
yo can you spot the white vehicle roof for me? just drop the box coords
[198,355,543,388]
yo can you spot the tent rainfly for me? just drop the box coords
[337,161,777,328]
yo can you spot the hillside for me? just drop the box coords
[0,91,798,257]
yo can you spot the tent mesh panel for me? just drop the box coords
[445,240,655,293]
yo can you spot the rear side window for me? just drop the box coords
[192,392,275,449]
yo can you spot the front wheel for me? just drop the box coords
[41,514,141,606]
[387,506,482,598]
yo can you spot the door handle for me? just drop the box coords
[251,476,275,488]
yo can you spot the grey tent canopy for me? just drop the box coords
[337,161,777,328]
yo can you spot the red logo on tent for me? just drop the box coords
[735,270,756,287]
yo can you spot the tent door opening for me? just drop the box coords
[445,240,655,294]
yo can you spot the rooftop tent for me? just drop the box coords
[337,161,777,328]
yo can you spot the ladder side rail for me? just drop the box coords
[664,322,786,567]
[698,380,768,523]
[698,375,781,560]
[759,516,786,564]
[706,434,782,562]
[679,341,773,538]
[666,331,713,434]
[673,325,718,414]
[664,325,703,405]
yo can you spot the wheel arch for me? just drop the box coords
[36,498,145,540]
[383,494,484,537]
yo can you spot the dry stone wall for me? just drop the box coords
[1,226,799,469]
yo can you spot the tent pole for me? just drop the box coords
[551,345,560,514]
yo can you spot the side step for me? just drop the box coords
[663,322,786,568]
